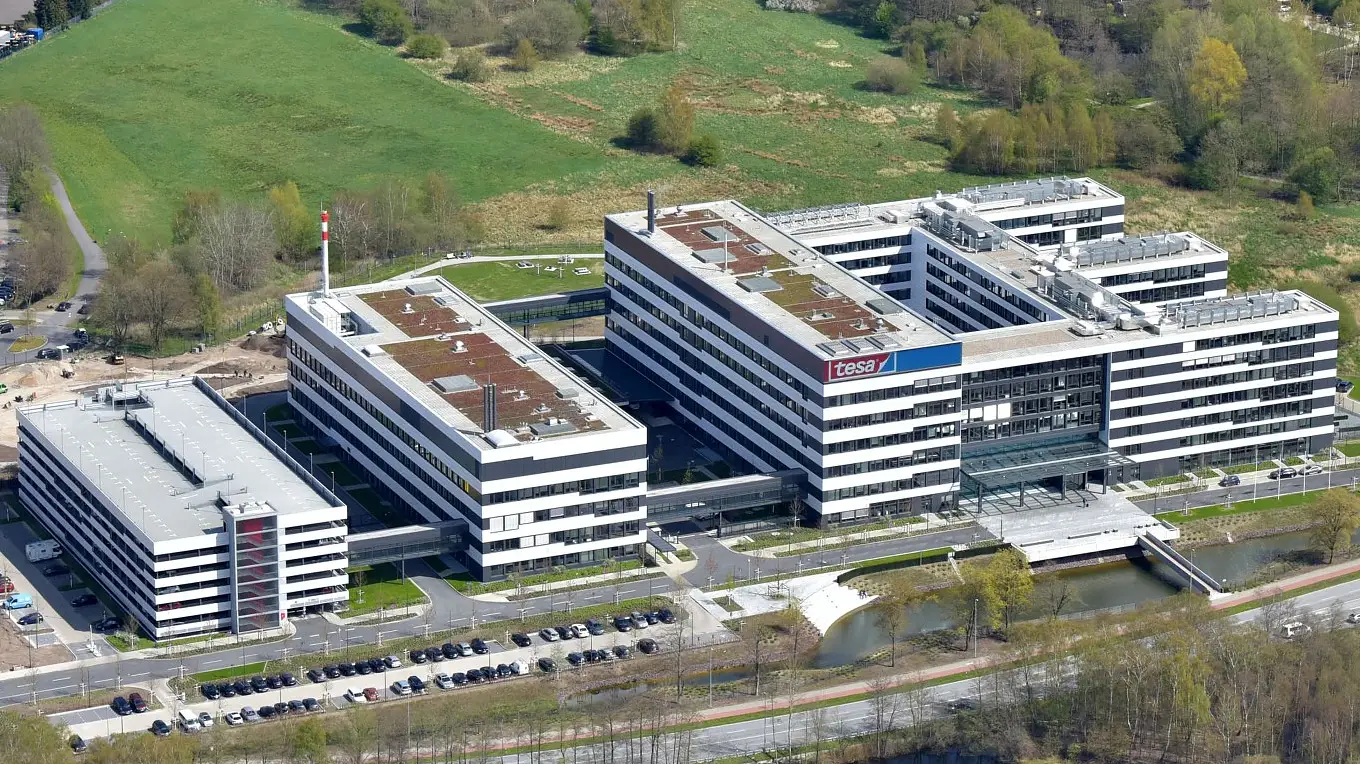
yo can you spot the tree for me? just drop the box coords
[1188,37,1247,116]
[1296,189,1316,220]
[545,198,571,230]
[171,189,222,245]
[359,0,413,44]
[864,56,919,94]
[291,717,329,764]
[935,102,960,149]
[191,274,222,341]
[33,0,68,28]
[1032,574,1078,618]
[67,0,93,20]
[196,201,276,292]
[510,38,540,72]
[625,107,660,149]
[504,0,585,58]
[268,181,313,262]
[1306,489,1360,563]
[405,33,446,59]
[656,84,694,154]
[96,271,139,350]
[979,548,1033,634]
[0,708,70,764]
[682,133,723,167]
[137,260,193,351]
[0,106,51,212]
[1288,147,1342,204]
[869,0,896,38]
[872,572,925,667]
[449,49,490,82]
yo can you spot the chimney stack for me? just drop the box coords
[320,210,331,297]
[647,190,656,234]
[483,383,498,432]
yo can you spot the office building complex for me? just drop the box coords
[284,276,647,581]
[604,180,1336,528]
[17,378,348,639]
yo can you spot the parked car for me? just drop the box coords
[70,594,97,607]
[198,712,214,729]
[441,642,459,659]
[470,638,489,654]
[257,705,275,719]
[201,683,221,700]
[637,638,658,654]
[69,735,88,753]
[150,719,171,737]
[303,697,321,712]
[366,658,385,673]
[281,672,297,687]
[1219,474,1241,487]
[538,657,556,673]
[55,301,71,312]
[339,663,357,677]
[241,706,260,723]
[391,679,411,696]
[1338,380,1355,393]
[224,712,243,726]
[288,699,305,713]
[383,655,402,669]
[510,632,532,647]
[17,612,44,626]
[553,625,572,641]
[539,627,559,642]
[424,646,443,663]
[324,665,341,679]
[567,652,584,666]
[111,696,132,715]
[408,675,426,693]
[42,564,68,577]
[233,680,252,696]
[344,688,367,704]
[4,593,33,610]
[306,668,325,684]
[1302,464,1324,475]
[585,619,605,636]
[434,673,455,690]
[356,661,372,675]
[251,676,269,693]
[218,682,236,698]
[266,675,282,690]
[613,644,631,659]
[613,616,632,632]
[362,687,379,702]
[410,649,427,664]
[1269,467,1299,480]
[450,672,468,685]
[630,612,649,629]
[570,623,589,639]
[129,692,148,713]
[644,612,659,625]
[456,642,473,657]
[658,608,676,625]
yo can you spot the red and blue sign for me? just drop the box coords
[822,343,962,383]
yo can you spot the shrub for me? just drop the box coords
[509,38,540,72]
[1289,147,1341,204]
[546,199,572,230]
[683,133,723,167]
[655,84,693,154]
[405,34,447,59]
[359,0,413,44]
[1296,190,1316,220]
[864,56,919,94]
[625,107,659,149]
[448,49,490,82]
[504,0,585,58]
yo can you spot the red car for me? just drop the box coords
[128,692,148,713]
[0,580,13,595]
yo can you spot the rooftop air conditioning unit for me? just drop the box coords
[452,340,467,353]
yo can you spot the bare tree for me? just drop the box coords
[197,201,276,293]
[330,190,378,265]
[136,260,193,350]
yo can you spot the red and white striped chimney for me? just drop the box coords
[320,210,331,297]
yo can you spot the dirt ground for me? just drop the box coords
[0,617,72,672]
[0,336,288,451]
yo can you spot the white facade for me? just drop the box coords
[283,277,647,581]
[17,378,348,640]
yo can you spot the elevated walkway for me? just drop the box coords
[646,470,802,524]
[483,287,608,325]
[1137,530,1224,594]
[347,522,464,567]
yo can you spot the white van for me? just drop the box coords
[178,709,202,732]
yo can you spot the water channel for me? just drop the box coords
[566,527,1356,705]
[812,526,1360,668]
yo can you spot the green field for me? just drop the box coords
[435,259,603,301]
[348,562,426,616]
[0,0,610,246]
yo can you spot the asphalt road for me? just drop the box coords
[1133,467,1360,514]
[0,168,106,364]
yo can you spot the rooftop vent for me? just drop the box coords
[812,283,839,299]
[701,226,738,243]
[517,352,544,364]
[406,282,443,296]
[529,420,579,438]
[739,276,782,293]
[865,298,905,315]
[744,242,769,255]
[693,248,734,265]
[484,429,518,448]
[432,374,479,394]
[808,311,836,321]
[361,344,386,357]
[452,340,467,353]
[555,387,581,400]
[401,303,414,314]
[818,341,853,357]
[534,403,550,414]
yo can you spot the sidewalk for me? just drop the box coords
[734,514,973,559]
[1211,554,1360,609]
[465,563,666,602]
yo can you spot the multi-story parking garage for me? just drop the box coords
[17,378,349,639]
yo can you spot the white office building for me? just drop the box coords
[17,378,349,640]
[604,185,1336,528]
[283,276,648,581]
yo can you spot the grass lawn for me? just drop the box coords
[1338,442,1360,458]
[434,260,603,302]
[1143,474,1190,487]
[7,335,46,353]
[1224,460,1279,475]
[348,562,427,616]
[1155,491,1319,525]
[447,559,643,594]
[0,0,609,247]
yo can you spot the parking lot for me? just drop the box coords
[60,615,698,741]
[0,506,113,663]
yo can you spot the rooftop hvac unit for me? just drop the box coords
[452,340,467,353]
[401,303,414,314]
[1069,321,1102,337]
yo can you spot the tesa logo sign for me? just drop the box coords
[826,353,892,382]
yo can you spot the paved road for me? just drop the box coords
[0,168,106,365]
[1133,467,1360,514]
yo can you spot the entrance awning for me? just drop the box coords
[961,434,1135,489]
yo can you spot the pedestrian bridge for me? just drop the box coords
[1137,530,1224,594]
[347,522,464,567]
